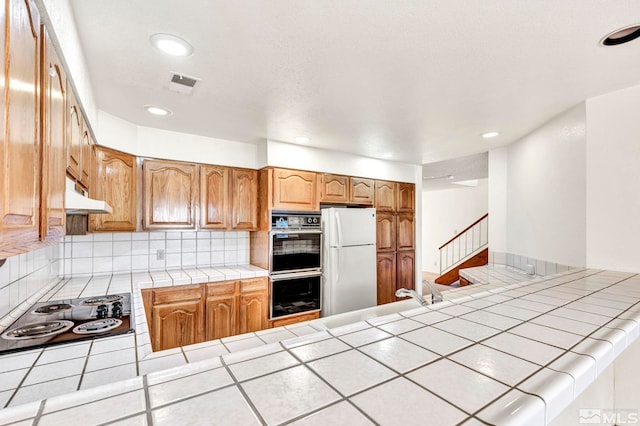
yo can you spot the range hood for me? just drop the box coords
[65,178,113,215]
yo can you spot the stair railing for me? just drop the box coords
[439,214,488,275]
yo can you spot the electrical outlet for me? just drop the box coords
[156,249,165,260]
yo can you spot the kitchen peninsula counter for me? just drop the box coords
[0,268,639,425]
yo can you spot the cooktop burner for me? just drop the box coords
[1,320,74,340]
[80,295,124,306]
[0,293,134,355]
[73,318,122,335]
[32,303,74,315]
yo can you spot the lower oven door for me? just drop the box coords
[270,272,322,319]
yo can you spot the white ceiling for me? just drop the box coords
[69,1,640,165]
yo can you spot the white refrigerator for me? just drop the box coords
[321,207,377,317]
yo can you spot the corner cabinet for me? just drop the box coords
[142,159,198,230]
[272,168,319,211]
[90,147,138,232]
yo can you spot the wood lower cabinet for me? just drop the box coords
[142,285,205,352]
[231,168,258,230]
[349,178,374,205]
[144,278,268,350]
[396,251,415,294]
[271,168,318,211]
[39,26,66,242]
[90,147,137,232]
[270,311,320,328]
[1,0,41,255]
[376,252,397,305]
[374,180,396,212]
[320,174,348,203]
[142,159,198,230]
[376,213,396,252]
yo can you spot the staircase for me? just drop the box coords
[435,214,488,285]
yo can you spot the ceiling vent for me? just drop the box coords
[168,73,200,95]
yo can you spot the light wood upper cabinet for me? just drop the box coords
[39,26,66,242]
[200,165,228,229]
[374,180,396,212]
[349,177,374,205]
[80,128,92,187]
[143,159,198,230]
[1,0,41,253]
[376,213,396,252]
[91,147,137,232]
[231,168,258,230]
[66,89,82,182]
[397,183,415,213]
[272,168,318,211]
[397,213,415,250]
[320,174,348,203]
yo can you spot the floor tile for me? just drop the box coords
[289,337,351,362]
[477,389,545,426]
[307,350,396,396]
[432,317,501,342]
[351,377,468,425]
[338,327,392,347]
[241,365,340,425]
[229,351,299,382]
[482,332,564,365]
[290,401,374,426]
[508,322,583,349]
[401,326,473,355]
[460,310,522,330]
[359,337,440,373]
[450,345,540,386]
[408,359,509,413]
[149,367,233,407]
[152,386,259,425]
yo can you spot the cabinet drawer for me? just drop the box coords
[270,311,320,328]
[206,281,237,296]
[151,285,203,304]
[240,277,268,293]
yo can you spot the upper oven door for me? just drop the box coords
[270,230,322,275]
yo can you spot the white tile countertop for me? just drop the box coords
[0,267,639,425]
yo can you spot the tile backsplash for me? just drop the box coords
[0,245,61,321]
[62,231,250,277]
[489,251,579,276]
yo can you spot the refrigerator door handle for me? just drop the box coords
[335,212,342,247]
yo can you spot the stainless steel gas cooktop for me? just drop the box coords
[0,294,134,355]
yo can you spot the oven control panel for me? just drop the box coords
[271,211,321,230]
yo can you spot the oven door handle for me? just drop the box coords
[270,271,323,281]
[269,229,322,235]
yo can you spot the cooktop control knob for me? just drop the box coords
[96,304,108,319]
[111,302,123,319]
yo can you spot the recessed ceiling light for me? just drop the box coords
[294,136,310,143]
[144,105,172,116]
[481,131,500,139]
[601,25,640,46]
[150,33,193,57]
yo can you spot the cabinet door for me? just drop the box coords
[151,299,204,351]
[239,278,268,334]
[376,213,396,252]
[231,168,258,230]
[320,174,348,203]
[80,128,92,187]
[39,27,66,242]
[397,183,415,213]
[396,251,415,295]
[374,180,396,212]
[376,252,396,305]
[1,0,41,253]
[66,89,82,181]
[143,159,198,229]
[91,147,137,232]
[270,311,320,328]
[396,214,415,250]
[200,165,228,229]
[349,178,374,205]
[272,168,318,211]
[205,294,237,340]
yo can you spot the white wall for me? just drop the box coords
[488,148,508,257]
[422,180,488,274]
[505,103,587,267]
[586,85,640,272]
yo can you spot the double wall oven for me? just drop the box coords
[269,211,322,319]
